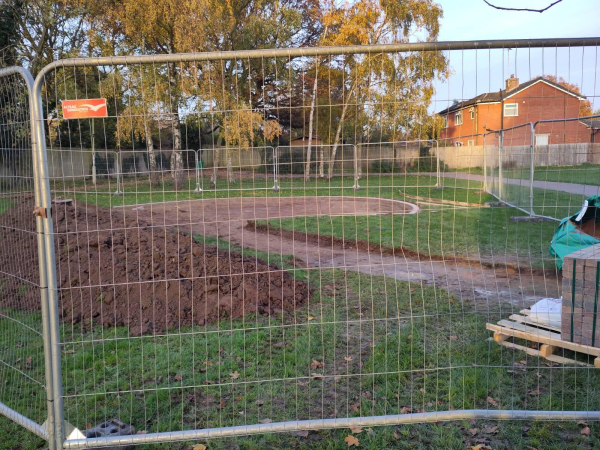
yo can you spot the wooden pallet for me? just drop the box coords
[486,308,600,368]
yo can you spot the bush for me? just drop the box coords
[276,149,318,175]
[371,159,395,174]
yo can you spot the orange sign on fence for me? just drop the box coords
[62,98,108,119]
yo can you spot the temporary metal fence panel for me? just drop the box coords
[1,38,599,449]
[0,67,53,445]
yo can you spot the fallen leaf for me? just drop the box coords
[203,361,213,366]
[230,371,240,380]
[527,389,540,397]
[255,399,265,406]
[259,419,272,424]
[63,349,75,354]
[191,444,207,450]
[581,426,591,436]
[521,426,530,432]
[157,376,163,384]
[310,359,324,369]
[308,316,315,321]
[577,420,588,426]
[483,425,498,434]
[298,380,309,386]
[393,432,401,440]
[400,406,412,414]
[449,335,458,341]
[174,374,182,382]
[365,428,374,434]
[350,403,360,413]
[469,428,478,436]
[312,372,324,380]
[486,396,498,407]
[344,356,353,362]
[235,396,242,401]
[470,445,492,450]
[349,425,363,434]
[344,435,360,447]
[294,430,309,438]
[136,430,147,434]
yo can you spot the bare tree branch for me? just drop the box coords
[482,0,563,13]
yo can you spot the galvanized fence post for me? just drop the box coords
[0,66,56,449]
[194,149,203,193]
[32,66,66,450]
[271,146,280,192]
[498,130,504,202]
[529,123,535,217]
[352,144,360,190]
[482,134,487,193]
[113,151,123,196]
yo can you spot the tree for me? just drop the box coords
[79,0,320,189]
[543,75,593,117]
[316,0,447,179]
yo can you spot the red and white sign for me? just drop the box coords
[62,98,108,119]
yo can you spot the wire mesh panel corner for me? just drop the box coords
[25,39,600,448]
[0,67,52,445]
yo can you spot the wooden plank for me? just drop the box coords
[486,323,600,357]
[497,340,593,367]
[520,309,531,316]
[494,332,509,343]
[508,314,562,333]
[496,320,561,339]
[540,344,555,357]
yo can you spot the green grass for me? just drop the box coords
[502,164,600,186]
[0,198,13,214]
[2,236,600,449]
[58,173,584,269]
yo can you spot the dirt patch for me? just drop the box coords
[0,197,310,335]
[245,220,555,277]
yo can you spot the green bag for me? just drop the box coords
[549,195,600,270]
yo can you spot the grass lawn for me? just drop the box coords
[61,173,583,269]
[2,235,600,449]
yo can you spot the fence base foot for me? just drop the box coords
[84,418,136,449]
[113,192,123,196]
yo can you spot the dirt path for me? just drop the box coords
[120,196,560,306]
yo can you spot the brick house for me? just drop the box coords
[437,76,591,146]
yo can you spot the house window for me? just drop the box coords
[535,134,549,146]
[467,140,475,146]
[469,108,475,120]
[455,111,463,125]
[504,103,518,117]
[443,115,448,128]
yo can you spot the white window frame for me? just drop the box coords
[443,115,448,128]
[455,111,463,125]
[469,108,475,120]
[467,140,475,146]
[504,103,519,117]
[535,134,549,146]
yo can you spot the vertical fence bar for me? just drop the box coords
[194,150,202,193]
[352,144,360,190]
[113,151,123,196]
[435,140,441,188]
[272,146,280,192]
[529,123,535,217]
[498,130,504,202]
[32,69,65,450]
[482,134,488,193]
[0,66,57,450]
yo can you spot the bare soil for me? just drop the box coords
[121,196,560,306]
[0,197,311,335]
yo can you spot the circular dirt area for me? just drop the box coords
[121,196,419,226]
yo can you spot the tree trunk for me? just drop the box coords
[167,61,185,190]
[318,146,325,178]
[328,79,358,180]
[145,122,159,186]
[226,150,235,184]
[305,67,319,181]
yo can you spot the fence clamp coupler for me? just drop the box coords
[33,205,48,219]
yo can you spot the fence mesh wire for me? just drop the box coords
[0,71,48,429]
[2,42,600,448]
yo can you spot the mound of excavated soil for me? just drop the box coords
[0,197,310,335]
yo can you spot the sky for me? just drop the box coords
[430,0,600,113]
